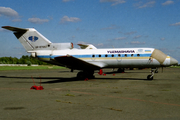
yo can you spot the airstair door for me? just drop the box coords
[116,54,122,62]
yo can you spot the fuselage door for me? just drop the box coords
[91,54,96,61]
[116,54,122,62]
[50,50,54,60]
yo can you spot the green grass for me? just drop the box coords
[170,66,180,68]
[0,66,65,71]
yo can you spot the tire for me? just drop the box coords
[77,72,85,80]
[117,68,124,73]
[147,75,153,80]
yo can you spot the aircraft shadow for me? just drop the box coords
[0,75,149,84]
[0,76,79,83]
[103,71,151,74]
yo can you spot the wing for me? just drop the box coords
[54,56,101,70]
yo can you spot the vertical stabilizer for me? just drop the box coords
[2,26,52,52]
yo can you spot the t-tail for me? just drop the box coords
[2,26,73,52]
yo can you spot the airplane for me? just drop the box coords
[2,26,178,80]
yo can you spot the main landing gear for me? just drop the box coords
[117,68,125,73]
[77,71,95,80]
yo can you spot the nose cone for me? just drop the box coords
[170,57,178,65]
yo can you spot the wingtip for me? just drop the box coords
[2,26,11,28]
[1,26,28,32]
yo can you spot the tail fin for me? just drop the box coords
[2,26,51,52]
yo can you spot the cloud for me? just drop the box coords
[0,28,7,32]
[69,36,76,40]
[133,35,142,39]
[124,31,137,35]
[96,43,104,47]
[162,0,174,6]
[170,22,180,26]
[114,37,127,40]
[0,7,19,17]
[107,37,127,41]
[28,17,49,24]
[101,25,120,30]
[60,16,81,24]
[13,46,24,50]
[159,48,174,53]
[134,1,156,9]
[62,0,73,2]
[177,46,180,49]
[127,41,145,45]
[101,26,114,30]
[100,0,126,6]
[12,18,22,22]
[62,0,74,2]
[160,38,165,41]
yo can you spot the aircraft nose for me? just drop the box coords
[170,57,178,66]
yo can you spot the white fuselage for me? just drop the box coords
[35,48,171,69]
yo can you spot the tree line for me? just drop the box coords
[0,55,50,65]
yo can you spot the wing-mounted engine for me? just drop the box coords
[50,43,73,50]
[78,44,97,49]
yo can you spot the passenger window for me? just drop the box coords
[99,55,101,57]
[118,54,121,57]
[125,54,127,57]
[131,54,134,57]
[92,55,95,57]
[105,54,108,57]
[112,54,114,57]
[137,54,140,57]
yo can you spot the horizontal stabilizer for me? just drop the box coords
[2,26,28,39]
[2,26,27,32]
[55,56,101,70]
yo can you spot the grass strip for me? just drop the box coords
[0,66,65,71]
[170,66,180,68]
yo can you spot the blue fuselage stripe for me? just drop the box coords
[37,53,152,59]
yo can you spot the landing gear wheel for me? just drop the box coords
[77,71,95,80]
[147,75,153,80]
[77,72,85,80]
[117,68,124,73]
[88,75,95,79]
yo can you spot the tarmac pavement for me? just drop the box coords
[0,67,180,120]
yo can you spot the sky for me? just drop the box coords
[0,0,180,62]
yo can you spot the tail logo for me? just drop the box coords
[28,36,38,42]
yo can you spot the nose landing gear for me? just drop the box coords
[147,69,155,80]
